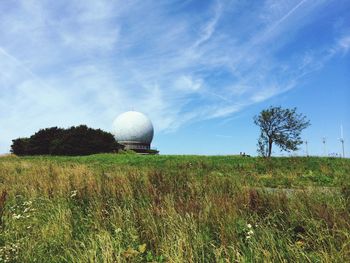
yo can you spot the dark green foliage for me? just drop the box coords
[11,125,123,156]
[10,138,30,155]
[254,106,310,157]
[28,127,64,155]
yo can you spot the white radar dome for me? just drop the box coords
[113,111,154,144]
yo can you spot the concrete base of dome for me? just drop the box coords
[120,141,150,150]
[133,149,159,154]
[118,141,158,154]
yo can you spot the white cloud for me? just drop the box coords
[337,35,350,53]
[174,75,203,92]
[193,0,223,48]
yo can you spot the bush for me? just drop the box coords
[10,138,30,155]
[11,125,123,156]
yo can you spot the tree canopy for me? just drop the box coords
[254,106,310,157]
[11,125,123,156]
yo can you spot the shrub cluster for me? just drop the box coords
[11,125,123,156]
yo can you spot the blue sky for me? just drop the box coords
[0,0,349,156]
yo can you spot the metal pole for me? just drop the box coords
[322,137,326,157]
[305,140,308,157]
[340,138,345,158]
[340,125,345,158]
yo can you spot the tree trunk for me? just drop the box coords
[268,139,273,158]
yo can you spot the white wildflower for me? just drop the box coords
[70,190,78,198]
[12,214,21,219]
[247,224,252,229]
[23,201,32,206]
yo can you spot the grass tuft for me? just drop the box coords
[0,155,349,262]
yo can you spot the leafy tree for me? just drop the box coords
[10,138,30,155]
[11,125,123,156]
[51,125,121,156]
[254,106,310,157]
[27,127,64,155]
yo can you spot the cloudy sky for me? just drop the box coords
[0,0,349,156]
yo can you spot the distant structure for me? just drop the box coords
[304,140,309,156]
[340,124,345,158]
[112,111,156,154]
[322,137,327,156]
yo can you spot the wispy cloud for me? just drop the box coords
[193,0,222,48]
[336,35,350,54]
[0,0,348,152]
[265,0,308,34]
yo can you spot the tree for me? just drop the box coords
[27,127,64,155]
[10,138,30,156]
[11,125,123,156]
[254,106,310,157]
[51,125,122,156]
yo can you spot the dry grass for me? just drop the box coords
[0,155,349,262]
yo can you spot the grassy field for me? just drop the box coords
[0,154,349,262]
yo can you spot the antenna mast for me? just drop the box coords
[340,124,345,158]
[304,140,309,157]
[322,137,327,157]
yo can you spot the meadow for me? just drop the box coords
[0,154,349,262]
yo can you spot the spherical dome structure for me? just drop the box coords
[113,111,154,145]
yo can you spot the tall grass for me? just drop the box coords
[0,155,349,262]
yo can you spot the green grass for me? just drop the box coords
[0,154,349,262]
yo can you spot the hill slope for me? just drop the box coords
[0,154,349,262]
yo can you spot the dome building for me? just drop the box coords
[112,111,156,153]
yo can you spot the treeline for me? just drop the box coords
[11,125,123,156]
